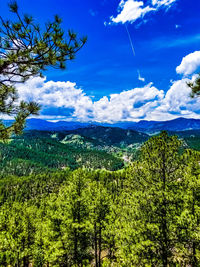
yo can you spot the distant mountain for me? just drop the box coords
[131,118,200,132]
[25,119,90,131]
[3,117,200,132]
[98,118,200,132]
[64,125,149,147]
[4,119,89,131]
[169,129,200,138]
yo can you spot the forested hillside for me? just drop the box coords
[1,127,200,177]
[1,127,200,266]
[1,132,200,266]
[169,129,200,151]
[0,131,124,176]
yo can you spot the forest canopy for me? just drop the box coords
[1,132,200,266]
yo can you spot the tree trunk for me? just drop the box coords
[161,153,168,267]
[98,224,102,267]
[192,189,197,267]
[192,242,197,267]
[74,228,78,265]
[23,256,29,267]
[94,222,98,267]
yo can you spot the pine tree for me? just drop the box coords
[177,149,200,265]
[102,170,125,265]
[0,1,86,139]
[187,75,200,97]
[114,132,184,266]
[0,201,37,266]
[89,178,111,267]
[36,169,92,266]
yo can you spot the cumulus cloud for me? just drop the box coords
[91,83,164,122]
[16,78,163,122]
[110,0,155,24]
[17,76,92,109]
[146,75,200,121]
[109,0,176,24]
[13,74,200,123]
[176,51,200,75]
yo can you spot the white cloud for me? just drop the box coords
[110,0,155,24]
[17,76,92,109]
[152,0,176,8]
[176,51,200,75]
[109,0,176,24]
[15,78,163,122]
[91,83,164,122]
[13,74,200,123]
[146,75,200,121]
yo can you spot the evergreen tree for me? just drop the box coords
[114,132,184,266]
[177,149,200,265]
[36,169,92,266]
[89,178,111,267]
[102,170,125,265]
[0,1,86,139]
[187,75,200,97]
[0,201,37,266]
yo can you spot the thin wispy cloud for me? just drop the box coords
[140,34,200,52]
[152,0,176,8]
[89,9,97,17]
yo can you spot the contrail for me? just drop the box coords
[125,23,136,57]
[125,23,145,82]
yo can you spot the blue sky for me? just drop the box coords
[1,0,200,122]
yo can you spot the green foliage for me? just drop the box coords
[0,1,86,139]
[0,132,124,176]
[110,133,182,265]
[187,74,200,97]
[1,132,200,266]
[176,149,200,265]
[69,126,148,146]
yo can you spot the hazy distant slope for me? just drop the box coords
[3,119,89,131]
[3,118,200,132]
[127,118,200,132]
[25,119,89,131]
[26,118,200,132]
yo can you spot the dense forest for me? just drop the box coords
[0,130,125,176]
[1,127,200,178]
[1,131,200,266]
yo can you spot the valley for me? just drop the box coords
[1,123,200,177]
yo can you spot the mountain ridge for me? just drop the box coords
[4,117,200,133]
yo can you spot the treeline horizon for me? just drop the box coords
[0,132,200,266]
